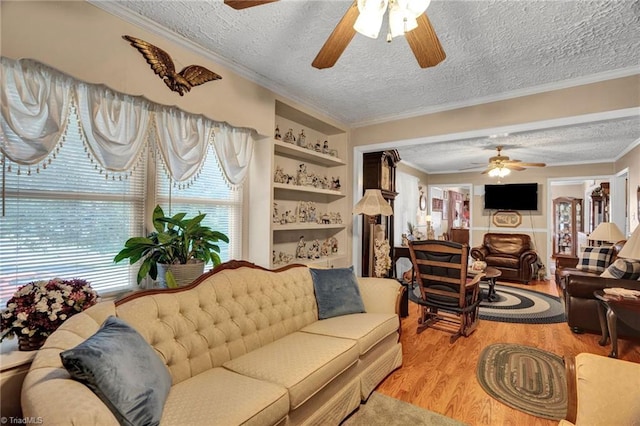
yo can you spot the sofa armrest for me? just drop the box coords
[21,302,118,425]
[566,274,640,299]
[564,353,640,425]
[520,250,537,265]
[470,246,488,260]
[357,277,403,315]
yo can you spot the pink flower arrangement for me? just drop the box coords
[1,278,98,341]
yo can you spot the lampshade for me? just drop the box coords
[618,226,640,260]
[354,0,431,39]
[587,222,625,243]
[354,0,388,39]
[425,215,432,222]
[353,189,394,216]
[488,167,511,178]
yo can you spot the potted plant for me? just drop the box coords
[0,278,98,350]
[114,205,229,288]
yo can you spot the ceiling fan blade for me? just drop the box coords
[405,13,446,68]
[505,164,526,171]
[312,1,359,69]
[224,0,278,9]
[515,162,546,167]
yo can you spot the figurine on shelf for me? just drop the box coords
[321,240,331,257]
[273,165,285,183]
[322,140,329,154]
[307,240,321,259]
[314,141,322,152]
[329,236,339,253]
[297,129,306,148]
[331,177,341,191]
[283,128,295,144]
[273,202,279,223]
[296,236,306,259]
[274,125,281,140]
[296,163,308,186]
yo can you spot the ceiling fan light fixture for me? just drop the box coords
[488,167,511,178]
[388,9,418,38]
[355,0,388,39]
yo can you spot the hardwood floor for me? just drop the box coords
[375,278,640,425]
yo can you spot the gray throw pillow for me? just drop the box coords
[60,316,172,426]
[310,266,366,319]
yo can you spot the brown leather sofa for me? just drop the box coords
[565,274,640,337]
[470,233,537,283]
[555,240,625,294]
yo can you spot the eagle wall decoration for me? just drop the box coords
[122,35,222,96]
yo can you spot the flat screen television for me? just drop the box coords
[484,183,538,211]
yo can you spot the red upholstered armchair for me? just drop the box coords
[470,233,538,283]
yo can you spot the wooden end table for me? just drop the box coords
[468,266,501,302]
[594,290,640,358]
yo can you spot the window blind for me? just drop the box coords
[156,145,242,265]
[1,112,147,304]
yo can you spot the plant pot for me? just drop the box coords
[157,260,205,288]
[18,334,47,351]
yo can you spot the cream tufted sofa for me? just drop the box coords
[21,261,404,425]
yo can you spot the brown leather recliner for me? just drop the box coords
[565,274,640,336]
[470,233,538,283]
[555,240,625,295]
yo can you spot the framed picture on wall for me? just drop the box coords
[492,210,522,228]
[432,198,443,212]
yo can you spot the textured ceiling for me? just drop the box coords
[96,0,640,173]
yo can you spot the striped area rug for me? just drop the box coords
[476,343,567,420]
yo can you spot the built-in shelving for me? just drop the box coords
[270,102,348,269]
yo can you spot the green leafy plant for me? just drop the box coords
[114,205,229,288]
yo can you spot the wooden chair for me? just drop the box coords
[408,240,484,343]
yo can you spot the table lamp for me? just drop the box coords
[618,226,640,260]
[588,222,625,246]
[353,189,394,277]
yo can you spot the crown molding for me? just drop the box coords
[351,67,640,128]
[87,1,349,127]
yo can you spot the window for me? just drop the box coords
[1,114,146,303]
[1,58,248,306]
[1,123,242,304]
[155,145,242,265]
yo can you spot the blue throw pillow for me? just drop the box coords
[60,316,172,426]
[310,266,366,319]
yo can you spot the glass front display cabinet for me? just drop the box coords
[553,197,583,260]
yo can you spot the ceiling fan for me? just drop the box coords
[481,146,546,177]
[224,0,446,69]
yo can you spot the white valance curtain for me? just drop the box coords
[0,57,255,187]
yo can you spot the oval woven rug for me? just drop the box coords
[476,343,567,420]
[478,283,566,324]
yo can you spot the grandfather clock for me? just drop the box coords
[361,150,400,277]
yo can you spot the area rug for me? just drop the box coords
[342,392,467,426]
[410,283,565,324]
[478,283,565,324]
[476,343,567,420]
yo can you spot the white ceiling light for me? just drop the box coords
[354,0,388,39]
[488,167,511,178]
[354,0,431,40]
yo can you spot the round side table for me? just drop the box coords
[468,266,502,302]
